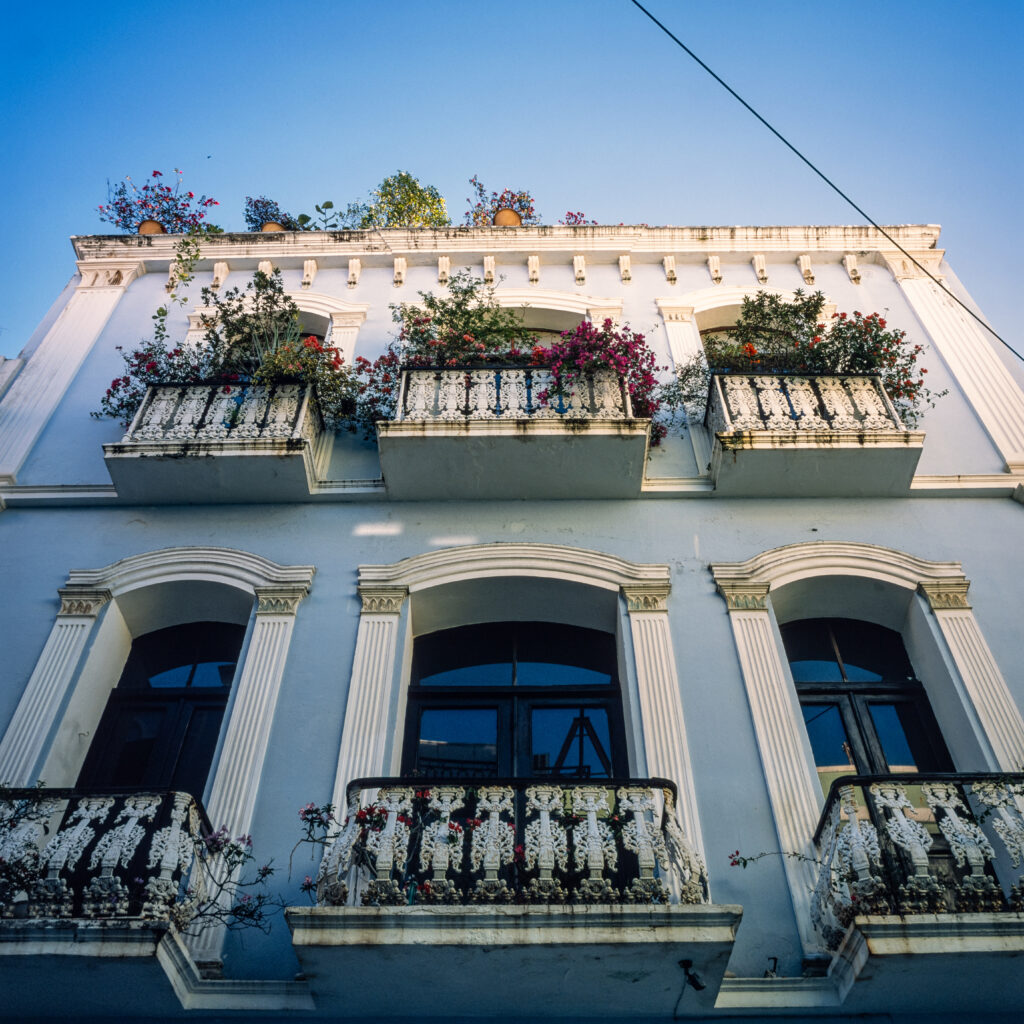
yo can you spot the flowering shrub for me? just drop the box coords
[98,169,220,233]
[661,290,944,427]
[464,175,539,226]
[559,211,597,226]
[243,196,304,232]
[349,171,450,228]
[541,319,667,445]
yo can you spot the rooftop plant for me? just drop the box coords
[98,170,221,233]
[464,175,539,226]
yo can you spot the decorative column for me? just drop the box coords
[655,300,711,472]
[190,580,312,963]
[919,579,1024,770]
[714,579,822,950]
[883,253,1024,471]
[0,262,145,484]
[327,311,368,365]
[328,585,408,814]
[0,587,111,784]
[622,583,707,872]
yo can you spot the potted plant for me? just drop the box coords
[464,176,539,226]
[98,169,220,234]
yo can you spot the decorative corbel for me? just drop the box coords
[393,257,407,287]
[662,255,677,285]
[751,254,768,284]
[706,255,722,284]
[573,254,586,285]
[618,255,632,283]
[302,259,318,289]
[483,255,496,285]
[438,256,451,285]
[257,260,274,277]
[528,254,540,284]
[842,254,861,284]
[348,258,362,288]
[797,254,815,285]
[211,262,230,291]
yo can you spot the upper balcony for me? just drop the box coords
[103,381,331,503]
[809,772,1024,1014]
[287,775,739,1018]
[706,373,924,497]
[376,366,651,500]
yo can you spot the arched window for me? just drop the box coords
[781,617,954,795]
[77,621,245,797]
[402,621,626,779]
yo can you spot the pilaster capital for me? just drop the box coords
[880,250,945,282]
[621,584,671,612]
[57,588,112,617]
[587,304,619,326]
[655,301,695,323]
[358,585,408,615]
[716,581,771,612]
[255,583,311,615]
[919,578,972,611]
[330,310,368,330]
[75,261,145,290]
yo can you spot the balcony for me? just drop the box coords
[103,382,331,503]
[287,776,740,1018]
[0,788,308,1016]
[706,373,924,496]
[811,773,1024,1014]
[376,366,651,500]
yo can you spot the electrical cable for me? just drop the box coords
[628,0,1022,362]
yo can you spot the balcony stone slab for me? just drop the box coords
[378,367,650,500]
[287,902,741,1018]
[103,382,330,503]
[707,374,924,497]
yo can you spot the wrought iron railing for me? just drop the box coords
[316,776,707,907]
[811,773,1024,948]
[0,788,209,923]
[120,381,324,445]
[394,366,632,422]
[707,373,905,434]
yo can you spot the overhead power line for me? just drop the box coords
[628,0,1021,363]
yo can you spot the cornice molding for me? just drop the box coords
[358,542,670,596]
[710,541,964,596]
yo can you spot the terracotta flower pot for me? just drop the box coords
[493,208,523,227]
[261,222,285,232]
[138,220,165,235]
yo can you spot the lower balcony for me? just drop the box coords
[103,381,331,503]
[811,772,1024,1014]
[706,373,924,496]
[0,788,310,1016]
[287,775,740,1018]
[376,366,651,500]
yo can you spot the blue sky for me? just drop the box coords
[1,0,1020,359]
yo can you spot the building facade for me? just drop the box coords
[1,223,1023,1021]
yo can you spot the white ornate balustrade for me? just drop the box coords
[377,366,651,500]
[0,788,208,924]
[705,373,925,496]
[394,366,631,421]
[315,775,708,907]
[811,773,1024,950]
[103,382,331,503]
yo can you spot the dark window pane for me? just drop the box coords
[531,707,613,778]
[171,706,228,796]
[868,703,917,770]
[118,622,245,690]
[516,624,615,686]
[781,621,842,682]
[832,621,915,682]
[148,665,194,688]
[190,661,237,688]
[416,709,498,776]
[801,704,854,769]
[414,624,513,686]
[104,708,166,788]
